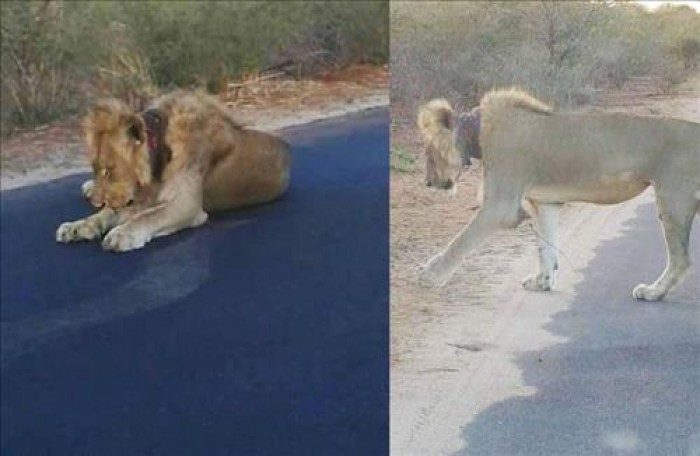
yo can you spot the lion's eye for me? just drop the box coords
[100,168,111,178]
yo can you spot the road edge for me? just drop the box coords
[0,94,389,191]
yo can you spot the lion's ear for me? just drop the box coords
[124,114,146,146]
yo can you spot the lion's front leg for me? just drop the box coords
[523,202,561,292]
[101,199,208,252]
[56,207,118,243]
[418,202,525,287]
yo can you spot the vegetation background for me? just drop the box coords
[391,1,700,113]
[0,0,389,137]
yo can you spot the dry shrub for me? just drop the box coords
[391,1,700,115]
[1,1,388,137]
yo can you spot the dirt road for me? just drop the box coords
[390,76,700,455]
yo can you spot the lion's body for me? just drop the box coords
[151,91,291,211]
[56,90,291,251]
[418,88,700,301]
[145,90,291,211]
[493,112,699,204]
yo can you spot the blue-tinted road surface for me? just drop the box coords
[1,109,389,456]
[462,201,699,455]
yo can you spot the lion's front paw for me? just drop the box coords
[417,256,451,288]
[102,226,149,252]
[81,179,94,199]
[56,220,102,243]
[522,273,554,292]
[632,283,665,302]
[190,210,208,228]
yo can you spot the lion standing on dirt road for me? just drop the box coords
[418,88,700,301]
[56,90,291,251]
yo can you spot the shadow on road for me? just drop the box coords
[460,202,700,455]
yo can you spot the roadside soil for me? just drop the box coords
[0,64,388,190]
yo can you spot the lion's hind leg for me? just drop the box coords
[633,187,696,301]
[523,202,562,292]
[203,142,290,212]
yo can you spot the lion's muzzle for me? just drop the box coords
[90,182,135,209]
[426,178,454,190]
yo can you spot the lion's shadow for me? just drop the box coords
[457,201,700,455]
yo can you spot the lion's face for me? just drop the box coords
[84,100,150,209]
[89,138,143,208]
[425,144,462,190]
[420,103,482,192]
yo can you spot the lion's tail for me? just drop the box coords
[418,98,456,147]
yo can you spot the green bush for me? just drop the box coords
[678,37,700,69]
[1,1,388,136]
[391,1,700,112]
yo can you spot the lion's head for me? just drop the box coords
[83,99,150,208]
[418,99,481,191]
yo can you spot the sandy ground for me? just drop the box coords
[0,65,388,191]
[390,75,700,454]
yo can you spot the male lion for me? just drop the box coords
[417,88,700,301]
[56,90,291,251]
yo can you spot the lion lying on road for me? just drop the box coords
[56,90,291,251]
[418,88,700,301]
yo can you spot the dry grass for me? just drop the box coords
[0,64,388,179]
[222,64,388,109]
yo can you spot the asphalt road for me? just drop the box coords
[462,200,700,456]
[391,192,699,456]
[1,108,389,456]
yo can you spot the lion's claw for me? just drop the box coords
[632,283,665,302]
[56,220,102,243]
[522,273,554,292]
[102,226,149,252]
